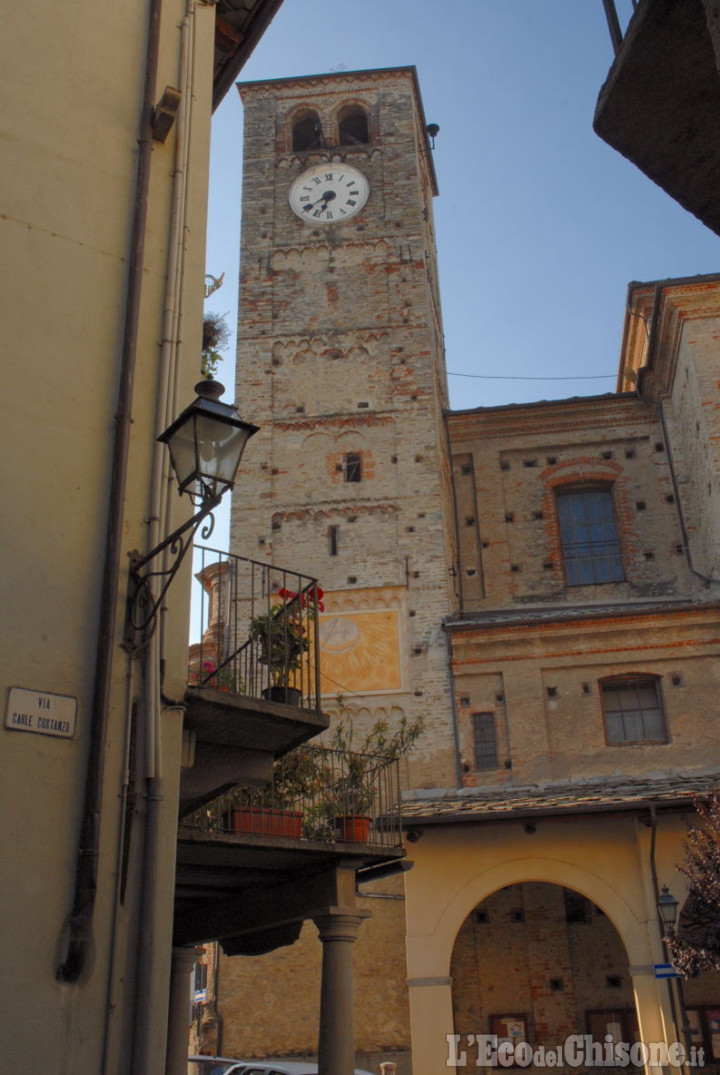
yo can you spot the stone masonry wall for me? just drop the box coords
[217,877,411,1070]
[448,394,701,611]
[231,69,459,787]
[451,884,638,1071]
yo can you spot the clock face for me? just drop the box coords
[289,164,369,224]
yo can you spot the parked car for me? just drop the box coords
[223,1065,374,1075]
[188,1058,374,1075]
[188,1058,244,1075]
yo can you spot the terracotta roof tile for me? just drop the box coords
[401,770,720,824]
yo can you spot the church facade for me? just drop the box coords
[213,67,720,1075]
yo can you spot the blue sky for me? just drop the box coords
[205,0,719,412]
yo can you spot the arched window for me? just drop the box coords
[292,111,323,152]
[337,105,369,146]
[556,484,623,585]
[600,675,667,744]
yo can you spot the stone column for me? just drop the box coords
[166,946,200,1075]
[408,977,456,1075]
[314,910,369,1075]
[630,964,676,1075]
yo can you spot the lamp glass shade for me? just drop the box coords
[657,885,679,928]
[192,413,255,488]
[160,395,258,496]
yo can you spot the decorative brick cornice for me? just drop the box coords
[277,501,398,523]
[447,393,654,441]
[273,412,396,432]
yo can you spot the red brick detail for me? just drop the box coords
[326,448,375,483]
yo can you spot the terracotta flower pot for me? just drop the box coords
[231,807,303,838]
[333,815,372,842]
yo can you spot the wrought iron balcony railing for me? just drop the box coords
[180,746,404,850]
[189,545,322,710]
[601,0,639,54]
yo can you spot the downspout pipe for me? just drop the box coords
[648,806,682,1049]
[133,7,197,1072]
[214,943,225,1057]
[57,0,163,983]
[444,626,464,787]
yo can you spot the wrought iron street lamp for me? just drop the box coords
[658,884,680,932]
[657,883,694,1066]
[125,379,258,653]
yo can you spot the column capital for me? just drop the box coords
[313,909,370,943]
[171,945,201,976]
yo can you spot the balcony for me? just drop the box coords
[181,547,329,813]
[174,747,406,952]
[594,0,720,236]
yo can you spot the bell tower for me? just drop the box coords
[231,67,458,785]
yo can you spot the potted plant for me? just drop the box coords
[228,745,322,838]
[249,585,323,704]
[326,708,424,842]
[192,659,244,693]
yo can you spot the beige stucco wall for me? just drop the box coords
[404,814,691,1075]
[0,3,215,1071]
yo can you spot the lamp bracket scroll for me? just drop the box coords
[123,379,258,656]
[124,492,221,655]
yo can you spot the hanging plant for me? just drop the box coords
[201,310,230,379]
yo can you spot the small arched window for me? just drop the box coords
[337,105,369,146]
[292,111,323,152]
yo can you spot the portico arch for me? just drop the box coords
[405,823,677,1075]
[450,883,643,1071]
[426,855,651,972]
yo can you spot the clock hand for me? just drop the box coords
[302,189,337,213]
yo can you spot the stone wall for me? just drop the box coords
[216,877,411,1071]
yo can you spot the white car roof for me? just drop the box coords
[222,1063,374,1075]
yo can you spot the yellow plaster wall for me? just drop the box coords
[403,815,695,1075]
[0,2,215,1070]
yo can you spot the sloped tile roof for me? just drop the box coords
[401,770,720,824]
[444,599,720,632]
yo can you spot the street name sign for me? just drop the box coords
[5,687,77,739]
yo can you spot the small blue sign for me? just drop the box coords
[654,963,680,979]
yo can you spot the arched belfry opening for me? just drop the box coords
[337,104,369,146]
[450,883,638,1064]
[292,109,324,151]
